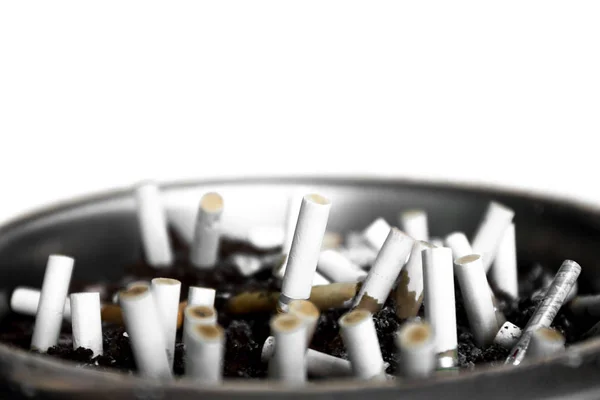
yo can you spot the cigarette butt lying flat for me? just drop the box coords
[227,282,359,314]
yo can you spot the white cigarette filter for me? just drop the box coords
[399,210,429,242]
[70,292,103,356]
[422,248,458,366]
[339,243,378,268]
[317,249,367,283]
[527,327,565,359]
[288,299,320,343]
[339,309,385,380]
[471,202,515,272]
[396,321,436,379]
[126,280,151,290]
[279,194,331,312]
[353,228,415,313]
[454,254,499,347]
[119,286,171,379]
[269,314,307,384]
[11,287,71,320]
[151,278,181,368]
[444,232,473,260]
[395,241,434,319]
[429,238,444,248]
[184,305,218,328]
[134,181,173,267]
[114,281,150,303]
[362,218,392,250]
[187,286,216,307]
[31,255,75,352]
[190,192,224,269]
[185,323,225,384]
[261,337,352,378]
[445,232,506,325]
[490,223,518,299]
[493,321,523,349]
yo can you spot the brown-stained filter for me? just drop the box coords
[339,309,371,327]
[271,314,303,333]
[186,305,216,320]
[288,300,320,319]
[194,324,224,341]
[119,285,149,299]
[151,277,180,286]
[201,192,224,212]
[398,322,433,348]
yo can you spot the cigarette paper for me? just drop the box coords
[190,192,224,269]
[339,309,385,380]
[261,337,352,378]
[185,323,225,384]
[399,210,429,241]
[70,292,103,356]
[317,249,367,283]
[422,248,458,367]
[119,286,171,379]
[282,190,306,257]
[339,245,378,267]
[471,202,515,272]
[134,182,173,267]
[506,260,581,365]
[493,321,523,349]
[362,218,392,250]
[490,223,518,299]
[527,327,565,359]
[278,194,331,312]
[454,254,499,347]
[444,232,473,260]
[396,321,436,379]
[187,286,216,307]
[11,287,71,320]
[269,314,307,384]
[353,228,414,313]
[395,241,434,319]
[151,278,181,369]
[31,255,75,352]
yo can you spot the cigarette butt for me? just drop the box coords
[227,282,359,314]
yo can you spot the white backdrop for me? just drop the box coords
[1,1,599,224]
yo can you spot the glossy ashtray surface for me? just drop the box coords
[1,178,600,400]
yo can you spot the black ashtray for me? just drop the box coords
[1,178,600,399]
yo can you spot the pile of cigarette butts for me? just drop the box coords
[9,181,591,386]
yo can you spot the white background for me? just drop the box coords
[1,1,599,224]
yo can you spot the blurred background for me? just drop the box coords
[0,1,598,224]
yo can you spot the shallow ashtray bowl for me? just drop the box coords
[1,177,600,399]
